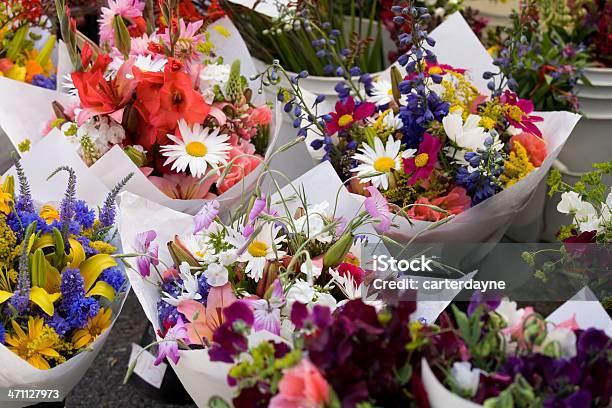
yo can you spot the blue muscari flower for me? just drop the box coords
[73,200,95,230]
[359,73,374,94]
[45,314,70,338]
[310,138,324,150]
[31,74,57,90]
[0,321,4,344]
[349,66,361,76]
[101,266,126,292]
[316,49,327,58]
[314,94,326,105]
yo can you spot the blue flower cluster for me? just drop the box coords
[60,268,99,329]
[73,200,95,230]
[31,74,57,90]
[393,5,450,149]
[0,321,4,344]
[45,314,71,338]
[157,280,182,327]
[198,274,211,305]
[456,137,504,205]
[101,266,127,292]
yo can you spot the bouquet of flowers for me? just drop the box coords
[0,0,57,89]
[116,149,407,403]
[422,293,612,407]
[257,10,580,245]
[0,156,130,406]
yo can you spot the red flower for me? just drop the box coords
[325,96,375,135]
[403,133,441,186]
[500,91,543,137]
[134,64,210,147]
[407,187,471,221]
[71,55,137,125]
[337,262,365,286]
[510,132,548,167]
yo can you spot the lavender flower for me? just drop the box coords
[12,156,34,213]
[99,173,133,229]
[194,200,219,234]
[48,166,77,247]
[11,221,36,315]
[60,268,86,312]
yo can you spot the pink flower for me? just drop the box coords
[242,279,285,335]
[155,316,190,365]
[325,96,375,135]
[500,90,543,137]
[337,262,365,286]
[403,132,441,186]
[160,19,205,62]
[134,230,159,277]
[148,173,217,200]
[556,314,579,330]
[249,105,272,126]
[217,148,262,194]
[364,185,392,232]
[98,0,145,45]
[194,200,220,234]
[269,358,330,408]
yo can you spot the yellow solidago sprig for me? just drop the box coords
[501,141,534,187]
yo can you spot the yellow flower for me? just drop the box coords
[18,139,31,153]
[5,65,26,82]
[89,240,117,255]
[501,141,534,187]
[39,204,60,224]
[0,183,12,215]
[5,317,62,370]
[72,308,112,348]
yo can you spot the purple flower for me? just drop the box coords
[194,200,220,234]
[243,280,285,335]
[467,291,501,316]
[134,230,159,277]
[364,186,392,232]
[155,316,189,365]
[243,195,268,238]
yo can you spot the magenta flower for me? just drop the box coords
[499,90,543,137]
[154,316,190,365]
[194,200,220,234]
[243,279,285,335]
[403,132,441,185]
[364,186,392,232]
[325,96,375,135]
[134,230,159,277]
[243,195,267,238]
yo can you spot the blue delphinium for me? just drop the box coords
[45,314,71,338]
[68,297,100,329]
[0,321,4,344]
[101,266,126,292]
[31,74,57,90]
[456,137,504,205]
[393,5,450,148]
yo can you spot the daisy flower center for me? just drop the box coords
[185,141,208,157]
[338,114,354,127]
[373,156,396,172]
[387,88,393,96]
[414,153,429,168]
[247,241,268,257]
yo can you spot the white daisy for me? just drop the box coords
[227,223,286,282]
[368,78,395,106]
[351,137,411,190]
[134,54,167,72]
[160,120,231,178]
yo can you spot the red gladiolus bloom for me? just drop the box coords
[403,132,441,185]
[325,96,375,135]
[500,90,543,137]
[134,64,210,147]
[71,55,137,125]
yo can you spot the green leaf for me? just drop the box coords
[207,396,232,408]
[31,248,47,288]
[52,227,65,267]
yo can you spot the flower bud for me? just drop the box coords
[323,233,354,269]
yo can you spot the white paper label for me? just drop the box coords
[128,343,167,389]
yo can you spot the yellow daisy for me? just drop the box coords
[5,317,61,370]
[72,308,112,348]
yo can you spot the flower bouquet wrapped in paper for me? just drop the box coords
[259,11,580,246]
[421,289,611,408]
[0,153,130,407]
[1,0,282,215]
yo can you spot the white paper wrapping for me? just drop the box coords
[422,287,612,408]
[0,135,130,407]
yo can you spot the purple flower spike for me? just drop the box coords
[155,316,189,366]
[194,200,220,234]
[134,230,159,277]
